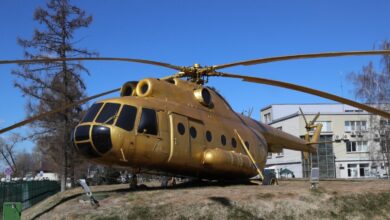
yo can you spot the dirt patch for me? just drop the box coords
[22,179,390,220]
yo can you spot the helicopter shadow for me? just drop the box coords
[207,196,264,219]
[114,179,259,194]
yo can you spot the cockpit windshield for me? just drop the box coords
[95,103,121,125]
[81,102,138,132]
[82,103,103,123]
[116,105,137,131]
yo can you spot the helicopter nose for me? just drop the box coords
[91,125,112,154]
[73,125,113,157]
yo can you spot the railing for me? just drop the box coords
[0,180,60,212]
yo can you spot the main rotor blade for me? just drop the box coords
[213,50,390,70]
[159,72,185,81]
[217,72,390,119]
[0,57,183,71]
[0,88,120,134]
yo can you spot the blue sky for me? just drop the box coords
[1,0,390,152]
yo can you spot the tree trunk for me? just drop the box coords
[61,124,68,191]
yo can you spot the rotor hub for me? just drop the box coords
[177,64,216,84]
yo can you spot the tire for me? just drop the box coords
[161,177,169,188]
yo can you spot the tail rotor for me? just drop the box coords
[299,107,322,160]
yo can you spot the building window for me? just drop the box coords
[346,141,368,153]
[312,135,335,178]
[359,163,370,177]
[381,140,390,153]
[345,109,363,113]
[344,121,367,132]
[348,163,370,177]
[314,121,331,132]
[264,113,271,123]
[347,164,358,177]
[380,119,390,126]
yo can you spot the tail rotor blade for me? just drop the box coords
[311,112,321,126]
[299,107,308,126]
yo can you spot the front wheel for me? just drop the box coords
[161,176,169,188]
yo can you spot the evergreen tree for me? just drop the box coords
[12,0,96,191]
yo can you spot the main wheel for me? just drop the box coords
[161,176,169,188]
[129,174,137,189]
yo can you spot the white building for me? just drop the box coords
[261,103,388,179]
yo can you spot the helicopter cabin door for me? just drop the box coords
[168,113,190,165]
[188,119,205,165]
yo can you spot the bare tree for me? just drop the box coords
[0,134,20,172]
[349,41,390,178]
[14,150,41,177]
[12,0,96,191]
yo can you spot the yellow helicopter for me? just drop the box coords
[1,50,390,183]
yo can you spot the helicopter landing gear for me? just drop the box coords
[161,176,176,188]
[170,177,177,186]
[129,173,138,189]
[79,179,100,208]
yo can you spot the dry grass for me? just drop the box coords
[22,179,390,220]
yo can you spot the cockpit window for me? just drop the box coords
[138,108,158,135]
[116,105,137,131]
[95,103,121,125]
[82,103,103,122]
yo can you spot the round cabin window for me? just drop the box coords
[231,138,237,148]
[245,141,250,149]
[177,123,185,135]
[221,135,226,146]
[206,130,212,142]
[190,127,197,138]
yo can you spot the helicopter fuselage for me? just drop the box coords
[72,78,313,180]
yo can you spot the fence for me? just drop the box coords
[0,180,60,212]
